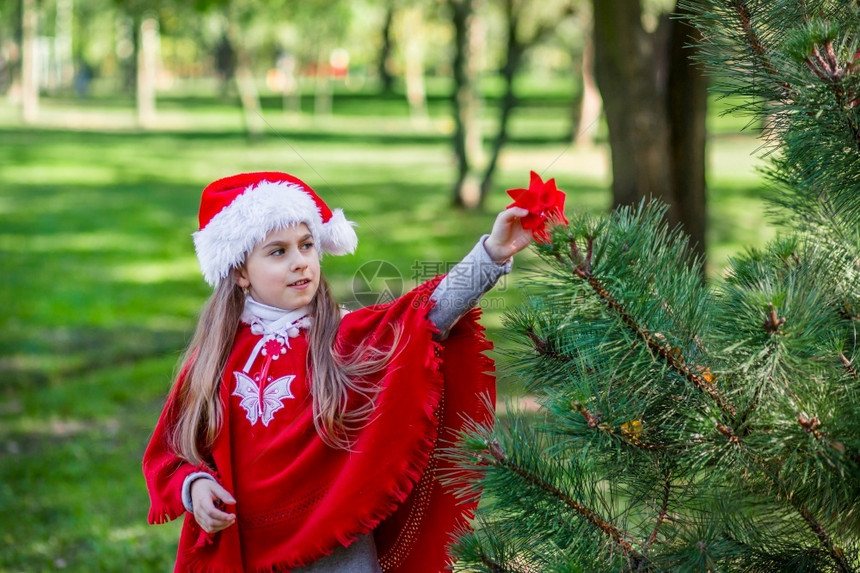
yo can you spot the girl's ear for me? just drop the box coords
[234,267,250,289]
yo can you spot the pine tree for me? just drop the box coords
[444,2,860,571]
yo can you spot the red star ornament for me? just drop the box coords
[506,170,569,243]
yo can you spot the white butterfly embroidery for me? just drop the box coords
[232,371,295,426]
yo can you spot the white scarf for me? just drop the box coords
[239,296,311,373]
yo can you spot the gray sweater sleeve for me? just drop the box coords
[428,235,513,339]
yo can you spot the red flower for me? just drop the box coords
[506,171,569,243]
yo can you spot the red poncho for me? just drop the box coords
[143,279,495,572]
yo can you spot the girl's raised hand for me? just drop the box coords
[191,478,237,534]
[483,207,533,264]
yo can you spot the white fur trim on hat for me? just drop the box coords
[321,208,358,255]
[192,180,358,286]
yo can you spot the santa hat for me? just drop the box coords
[192,171,358,286]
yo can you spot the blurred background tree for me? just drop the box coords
[592,0,708,260]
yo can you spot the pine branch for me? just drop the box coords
[797,415,831,446]
[732,401,855,571]
[575,403,666,451]
[752,459,854,573]
[794,502,852,573]
[450,523,543,573]
[734,374,771,438]
[839,308,860,323]
[762,297,860,464]
[729,367,857,566]
[732,0,790,93]
[484,203,860,567]
[716,422,741,444]
[478,439,647,564]
[643,469,672,555]
[723,2,860,153]
[803,40,860,151]
[566,228,852,567]
[797,414,860,466]
[763,301,787,334]
[657,295,709,356]
[559,239,738,418]
[477,553,525,573]
[524,325,568,362]
[841,352,858,379]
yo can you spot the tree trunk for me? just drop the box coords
[55,0,74,89]
[402,5,428,124]
[591,0,707,259]
[214,33,235,100]
[278,52,300,115]
[592,0,673,211]
[449,0,484,209]
[5,0,22,102]
[313,45,332,116]
[226,20,264,139]
[574,27,602,147]
[666,5,708,261]
[21,0,38,123]
[479,0,521,205]
[137,15,158,129]
[125,15,138,94]
[378,2,395,93]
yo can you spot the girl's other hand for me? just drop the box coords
[483,207,532,264]
[191,478,237,534]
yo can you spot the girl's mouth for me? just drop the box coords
[289,279,311,287]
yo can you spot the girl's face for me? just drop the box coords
[236,223,320,311]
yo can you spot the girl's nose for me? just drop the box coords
[289,250,308,271]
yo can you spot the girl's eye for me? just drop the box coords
[270,248,285,256]
[301,242,314,251]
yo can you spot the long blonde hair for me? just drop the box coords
[308,277,401,449]
[169,273,399,465]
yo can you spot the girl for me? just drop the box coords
[143,171,534,572]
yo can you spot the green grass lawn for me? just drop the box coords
[0,87,776,571]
